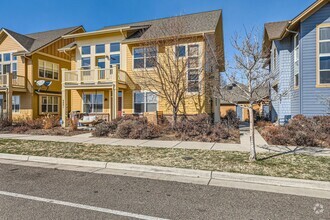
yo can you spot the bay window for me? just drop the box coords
[318,26,330,84]
[133,91,157,113]
[83,93,103,113]
[133,47,157,69]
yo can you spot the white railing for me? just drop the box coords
[0,74,25,88]
[63,68,119,85]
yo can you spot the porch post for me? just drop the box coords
[7,73,13,121]
[61,68,69,127]
[112,65,119,120]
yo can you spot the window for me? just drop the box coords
[272,47,277,71]
[81,46,91,55]
[318,26,330,84]
[4,53,10,62]
[40,96,59,114]
[110,42,120,52]
[12,96,20,113]
[176,45,186,58]
[187,44,200,92]
[96,44,105,54]
[12,63,17,79]
[133,91,157,113]
[110,42,120,68]
[294,34,299,87]
[81,57,91,70]
[83,93,103,113]
[38,60,59,80]
[0,52,17,76]
[133,47,157,69]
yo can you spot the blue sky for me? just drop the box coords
[1,0,315,64]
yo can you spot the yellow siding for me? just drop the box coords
[0,34,24,52]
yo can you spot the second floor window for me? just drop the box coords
[38,60,59,80]
[82,46,91,55]
[133,47,157,69]
[110,42,120,68]
[294,34,299,87]
[318,26,330,84]
[0,52,17,77]
[96,44,105,54]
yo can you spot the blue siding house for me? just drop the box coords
[263,0,330,123]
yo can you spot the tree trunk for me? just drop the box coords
[172,107,178,129]
[249,106,257,161]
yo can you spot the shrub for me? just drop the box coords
[12,126,29,134]
[69,118,79,131]
[222,110,240,128]
[43,115,60,129]
[0,118,12,130]
[93,122,112,137]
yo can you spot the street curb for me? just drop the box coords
[28,156,107,168]
[106,162,211,178]
[0,153,329,192]
[212,172,330,191]
[0,153,29,161]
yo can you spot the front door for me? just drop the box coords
[118,91,123,117]
[3,64,10,74]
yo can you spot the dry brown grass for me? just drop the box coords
[0,139,329,181]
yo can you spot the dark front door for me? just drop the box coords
[118,91,123,117]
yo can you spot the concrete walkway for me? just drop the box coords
[0,125,329,157]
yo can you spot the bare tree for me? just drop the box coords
[217,29,274,161]
[134,17,221,127]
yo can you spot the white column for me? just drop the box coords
[61,69,68,127]
[7,74,13,121]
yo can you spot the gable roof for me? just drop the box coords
[264,21,290,41]
[0,26,84,55]
[64,10,222,42]
[263,0,329,57]
[103,10,222,43]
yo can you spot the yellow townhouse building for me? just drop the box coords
[0,26,85,121]
[59,10,224,127]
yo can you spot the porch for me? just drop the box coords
[61,66,135,127]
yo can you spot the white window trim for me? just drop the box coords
[132,91,158,114]
[38,60,59,81]
[95,44,106,55]
[132,46,158,70]
[293,34,299,88]
[110,42,121,68]
[82,91,104,113]
[12,95,20,113]
[39,95,60,115]
[0,51,18,75]
[316,24,330,87]
[186,43,202,94]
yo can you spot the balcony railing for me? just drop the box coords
[0,74,25,88]
[63,67,129,86]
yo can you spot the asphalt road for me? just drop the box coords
[0,163,329,220]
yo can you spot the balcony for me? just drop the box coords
[0,74,25,89]
[62,67,130,88]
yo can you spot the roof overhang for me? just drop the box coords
[121,30,214,44]
[62,25,150,39]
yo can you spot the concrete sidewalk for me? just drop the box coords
[0,126,329,157]
[0,154,329,199]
